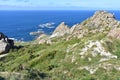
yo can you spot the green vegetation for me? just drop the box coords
[0,32,120,80]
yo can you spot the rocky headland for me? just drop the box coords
[1,10,120,80]
[37,10,120,44]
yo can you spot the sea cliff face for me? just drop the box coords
[1,10,120,80]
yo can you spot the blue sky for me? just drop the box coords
[0,0,120,10]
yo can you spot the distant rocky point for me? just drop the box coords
[37,10,120,44]
[52,10,120,39]
[30,31,44,36]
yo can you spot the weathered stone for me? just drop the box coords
[70,11,120,39]
[108,28,120,40]
[50,22,70,38]
[37,34,52,44]
[37,11,120,44]
[0,32,14,54]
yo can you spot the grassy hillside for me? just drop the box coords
[1,10,120,80]
[0,32,120,80]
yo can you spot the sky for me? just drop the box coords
[0,0,120,10]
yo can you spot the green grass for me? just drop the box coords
[0,32,120,80]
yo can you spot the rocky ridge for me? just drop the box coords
[36,11,120,74]
[70,11,120,38]
[37,10,120,43]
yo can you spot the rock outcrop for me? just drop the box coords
[79,40,117,62]
[50,22,70,38]
[107,28,120,40]
[37,34,52,44]
[70,11,120,38]
[37,11,120,43]
[0,32,14,54]
[82,11,120,29]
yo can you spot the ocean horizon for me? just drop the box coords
[0,10,120,41]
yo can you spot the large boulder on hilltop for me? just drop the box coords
[0,32,14,54]
[50,22,70,38]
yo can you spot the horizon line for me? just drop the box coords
[0,9,120,11]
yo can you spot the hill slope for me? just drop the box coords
[1,11,120,80]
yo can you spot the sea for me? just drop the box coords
[0,10,120,41]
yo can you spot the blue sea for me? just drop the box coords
[0,10,120,41]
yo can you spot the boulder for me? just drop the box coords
[0,32,14,54]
